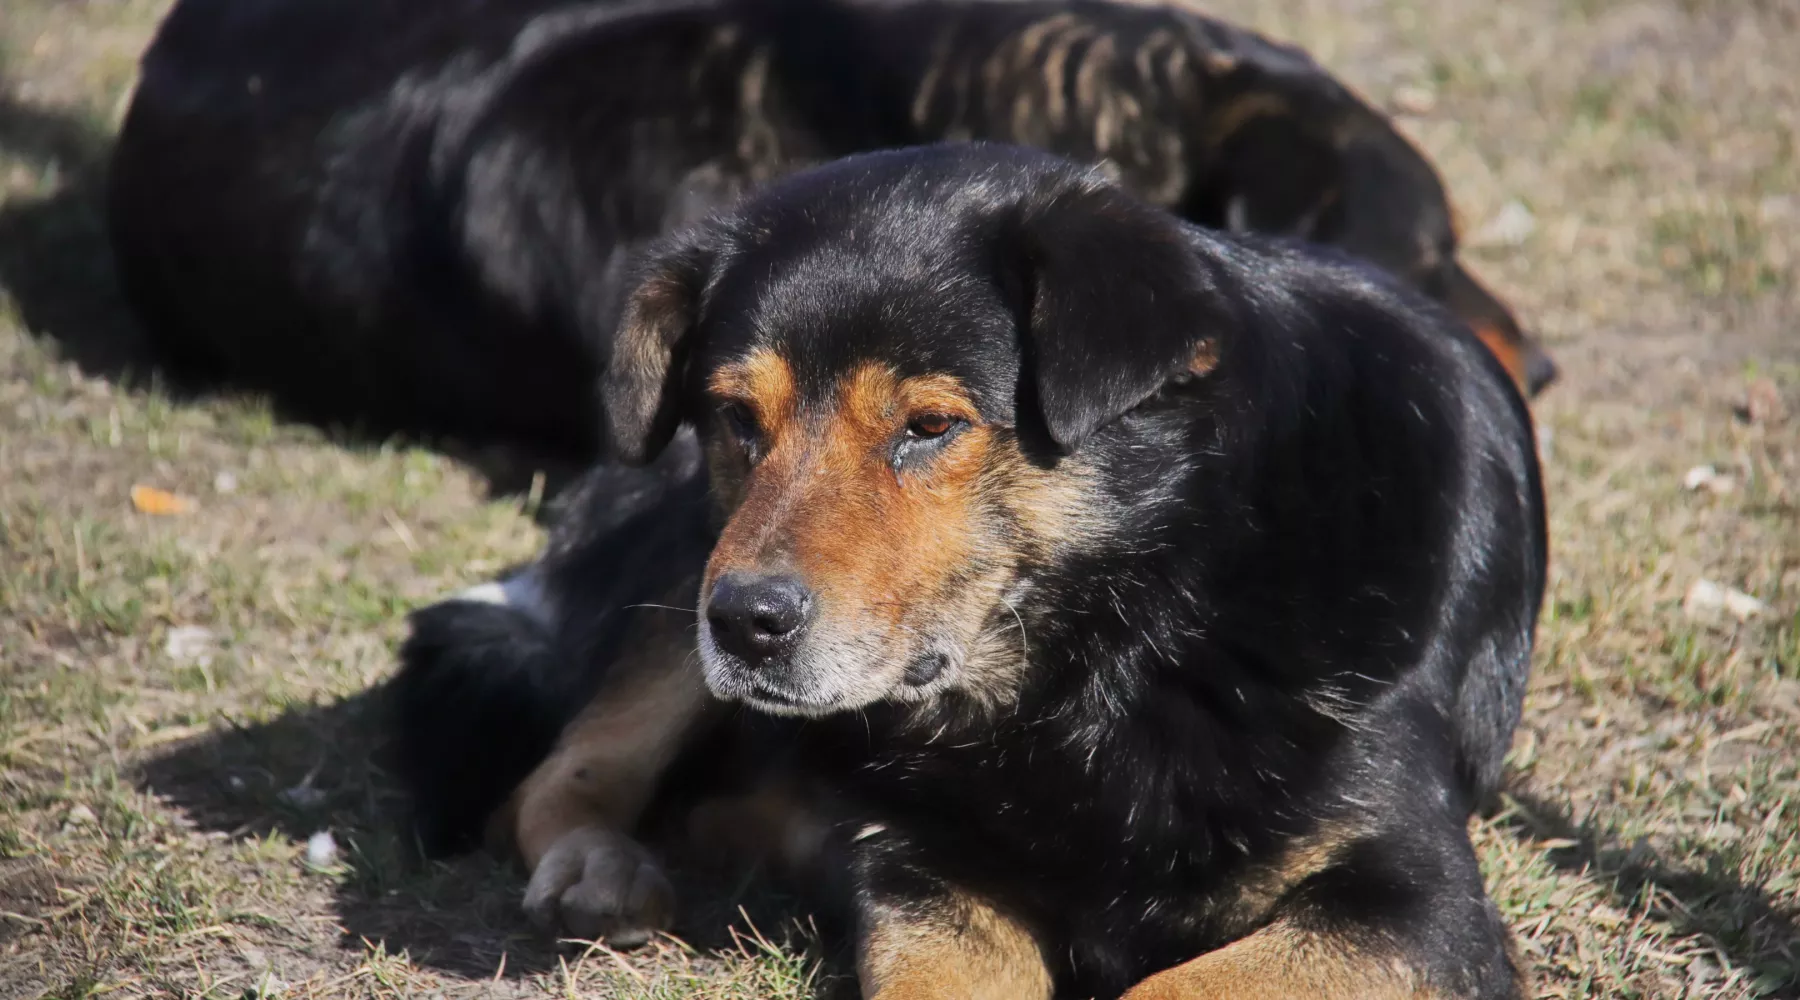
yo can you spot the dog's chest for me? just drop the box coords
[832,730,1263,972]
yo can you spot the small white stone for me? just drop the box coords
[1758,194,1795,224]
[1683,579,1765,621]
[305,830,338,868]
[65,804,96,826]
[1468,200,1537,248]
[213,470,239,494]
[1685,579,1726,614]
[164,625,217,667]
[1392,84,1437,115]
[1723,589,1767,620]
[1682,465,1737,495]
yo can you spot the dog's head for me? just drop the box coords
[1202,75,1557,396]
[602,145,1237,717]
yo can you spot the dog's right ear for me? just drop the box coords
[602,237,713,465]
[1003,181,1241,453]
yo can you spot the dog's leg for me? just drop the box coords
[857,888,1053,1000]
[851,832,1052,1000]
[1119,919,1434,1000]
[498,613,714,946]
[684,775,834,877]
[1119,835,1529,1000]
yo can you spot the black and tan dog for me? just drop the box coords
[391,143,1547,999]
[109,0,1553,464]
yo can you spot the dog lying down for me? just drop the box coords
[392,143,1548,999]
[110,0,1555,463]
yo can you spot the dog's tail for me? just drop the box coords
[389,587,586,856]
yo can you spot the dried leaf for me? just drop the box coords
[130,484,194,516]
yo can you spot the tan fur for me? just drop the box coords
[1135,28,1184,89]
[911,27,955,128]
[1120,922,1440,1000]
[1036,21,1081,129]
[1115,815,1459,999]
[706,360,987,619]
[1211,815,1377,938]
[701,351,1112,711]
[708,346,799,428]
[610,270,699,456]
[1203,92,1295,148]
[859,887,1054,1000]
[736,44,779,167]
[503,611,713,868]
[996,14,1091,140]
[1187,338,1222,377]
[1471,322,1533,396]
[1075,33,1119,143]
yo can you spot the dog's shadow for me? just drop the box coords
[1491,787,1800,991]
[135,690,853,993]
[0,94,155,384]
[137,695,1800,993]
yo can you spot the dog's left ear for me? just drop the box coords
[602,235,714,465]
[1004,183,1239,452]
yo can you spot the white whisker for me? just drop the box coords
[1001,596,1030,663]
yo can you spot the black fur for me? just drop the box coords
[109,0,1553,461]
[389,430,712,854]
[396,144,1546,998]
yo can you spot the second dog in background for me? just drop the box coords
[109,0,1556,463]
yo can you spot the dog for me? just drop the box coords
[109,0,1555,464]
[391,143,1548,999]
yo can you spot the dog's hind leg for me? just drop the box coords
[1118,824,1528,1000]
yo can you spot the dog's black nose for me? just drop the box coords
[706,572,812,662]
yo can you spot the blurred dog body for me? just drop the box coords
[109,0,1554,462]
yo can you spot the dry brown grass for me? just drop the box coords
[2,0,1796,997]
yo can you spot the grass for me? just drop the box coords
[1,0,1797,997]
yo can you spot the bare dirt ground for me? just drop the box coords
[2,0,1796,997]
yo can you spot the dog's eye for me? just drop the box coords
[906,414,958,440]
[719,402,762,458]
[892,414,966,474]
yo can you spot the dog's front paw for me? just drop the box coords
[521,827,675,947]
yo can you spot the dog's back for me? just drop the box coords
[112,0,813,456]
